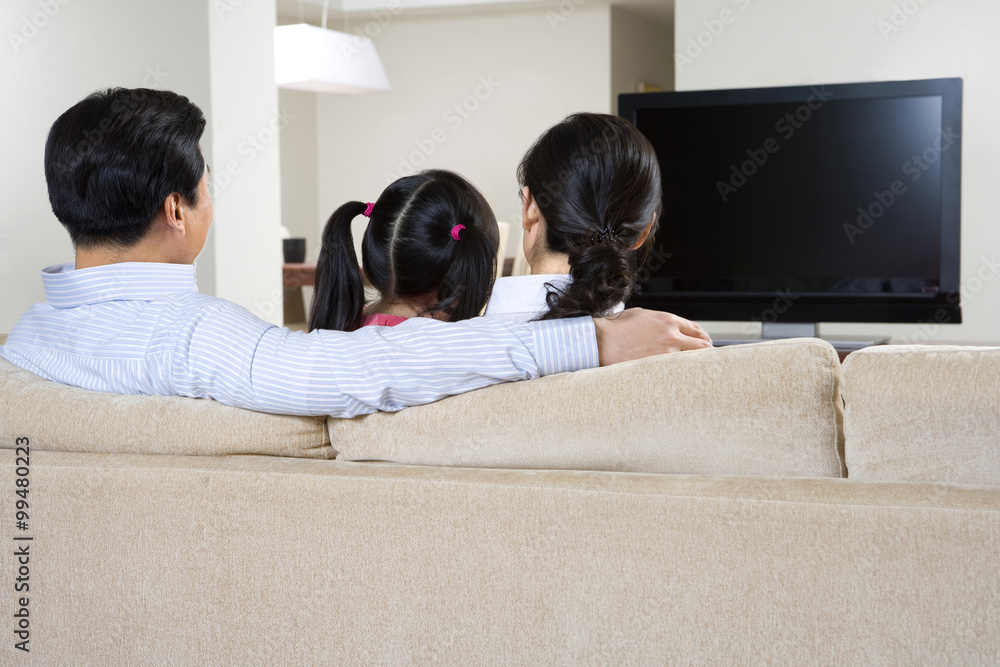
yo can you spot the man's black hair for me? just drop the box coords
[44,88,207,248]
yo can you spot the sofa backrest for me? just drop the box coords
[0,356,333,459]
[843,345,1000,485]
[3,339,846,477]
[329,338,847,478]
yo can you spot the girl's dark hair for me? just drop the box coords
[44,88,206,248]
[308,170,499,332]
[517,112,662,320]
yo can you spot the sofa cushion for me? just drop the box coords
[329,338,846,477]
[0,356,333,459]
[843,345,1000,485]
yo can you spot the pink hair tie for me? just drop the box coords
[451,224,466,241]
[362,202,375,218]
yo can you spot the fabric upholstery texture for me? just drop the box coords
[0,356,333,459]
[330,338,846,477]
[843,345,1000,485]
[2,450,996,665]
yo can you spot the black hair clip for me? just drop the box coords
[595,227,619,244]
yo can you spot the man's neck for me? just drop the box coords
[74,246,127,270]
[74,236,188,270]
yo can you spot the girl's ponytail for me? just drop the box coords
[308,201,369,332]
[433,219,499,321]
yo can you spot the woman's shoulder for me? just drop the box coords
[484,274,571,321]
[485,274,626,320]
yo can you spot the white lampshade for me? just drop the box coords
[274,23,390,94]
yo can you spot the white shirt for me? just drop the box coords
[485,274,626,322]
[0,262,599,418]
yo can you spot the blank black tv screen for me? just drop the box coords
[621,78,962,323]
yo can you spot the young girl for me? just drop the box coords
[308,169,500,332]
[484,113,661,322]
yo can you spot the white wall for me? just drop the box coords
[207,0,284,325]
[0,0,284,331]
[314,6,613,258]
[611,7,674,112]
[674,0,1000,343]
[278,88,320,313]
[280,5,675,268]
[279,90,320,250]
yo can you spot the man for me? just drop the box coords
[0,88,711,418]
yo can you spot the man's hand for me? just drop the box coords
[593,308,713,366]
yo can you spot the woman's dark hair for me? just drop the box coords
[44,87,207,248]
[308,170,499,332]
[517,112,662,320]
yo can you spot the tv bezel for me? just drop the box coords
[619,77,963,324]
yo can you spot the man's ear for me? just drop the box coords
[633,212,656,250]
[521,186,541,234]
[160,192,186,236]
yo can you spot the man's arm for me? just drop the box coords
[178,302,710,418]
[178,305,598,417]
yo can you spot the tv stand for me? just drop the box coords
[762,322,818,339]
[713,323,889,360]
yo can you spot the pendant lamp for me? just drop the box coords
[274,0,390,94]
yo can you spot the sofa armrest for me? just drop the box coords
[843,344,1000,485]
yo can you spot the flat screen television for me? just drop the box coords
[619,77,962,340]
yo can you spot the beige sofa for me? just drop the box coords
[1,337,998,664]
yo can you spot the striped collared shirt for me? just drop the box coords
[0,262,598,417]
